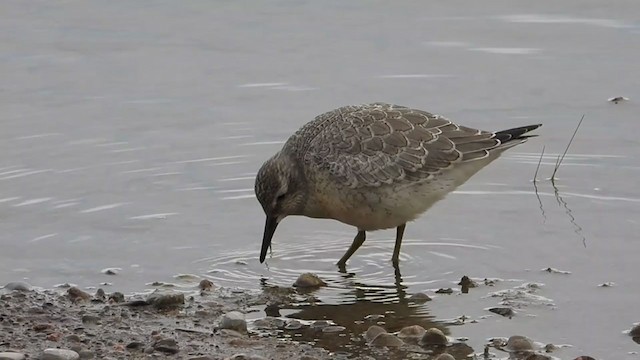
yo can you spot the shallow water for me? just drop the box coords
[2,0,640,358]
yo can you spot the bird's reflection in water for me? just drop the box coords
[259,266,448,357]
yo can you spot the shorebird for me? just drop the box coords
[255,103,541,267]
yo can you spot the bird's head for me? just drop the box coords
[254,153,306,263]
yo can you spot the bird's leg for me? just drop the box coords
[392,224,406,266]
[337,230,366,268]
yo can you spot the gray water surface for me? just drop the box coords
[2,1,640,358]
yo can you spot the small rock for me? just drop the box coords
[293,273,326,288]
[598,282,615,287]
[101,268,120,275]
[608,96,629,104]
[94,289,106,301]
[67,287,91,302]
[219,311,247,333]
[225,355,268,360]
[0,352,26,360]
[525,354,552,360]
[458,275,477,293]
[125,342,145,351]
[154,338,179,354]
[77,350,93,360]
[365,325,387,342]
[434,354,455,360]
[506,335,534,352]
[81,315,101,326]
[488,307,515,318]
[264,303,281,317]
[42,349,80,360]
[47,332,63,341]
[108,292,125,303]
[33,323,54,332]
[542,267,571,274]
[254,317,286,330]
[398,325,426,339]
[3,281,32,292]
[370,333,403,347]
[573,357,596,360]
[198,279,214,291]
[220,329,245,337]
[65,334,82,343]
[435,288,453,294]
[310,320,331,330]
[629,324,640,338]
[448,343,474,358]
[408,292,431,303]
[420,328,448,346]
[284,319,303,330]
[146,290,185,310]
[322,325,346,333]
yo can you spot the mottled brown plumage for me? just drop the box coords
[255,103,541,267]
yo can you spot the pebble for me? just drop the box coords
[219,311,248,333]
[220,329,245,337]
[42,349,80,360]
[67,287,91,302]
[77,350,93,360]
[458,275,477,293]
[506,335,534,352]
[488,307,515,318]
[408,292,431,303]
[3,282,32,292]
[0,352,26,360]
[434,354,455,360]
[108,292,125,303]
[94,289,106,301]
[154,338,179,354]
[321,325,346,333]
[126,341,145,351]
[364,325,387,343]
[225,354,268,360]
[435,288,453,294]
[284,319,303,330]
[101,268,120,275]
[146,290,185,310]
[370,333,403,347]
[65,334,82,342]
[630,324,640,338]
[254,317,285,330]
[420,328,448,346]
[33,323,54,332]
[81,315,101,326]
[525,354,552,360]
[199,279,214,291]
[573,357,596,360]
[293,273,326,288]
[310,320,331,330]
[397,325,426,339]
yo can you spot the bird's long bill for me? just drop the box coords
[260,216,279,263]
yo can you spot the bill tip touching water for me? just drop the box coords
[254,103,541,267]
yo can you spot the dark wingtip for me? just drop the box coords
[495,123,542,143]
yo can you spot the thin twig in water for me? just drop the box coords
[552,182,587,248]
[551,114,585,183]
[533,145,545,183]
[532,146,547,222]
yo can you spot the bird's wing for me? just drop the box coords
[303,103,502,188]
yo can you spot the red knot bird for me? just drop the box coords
[254,103,541,267]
